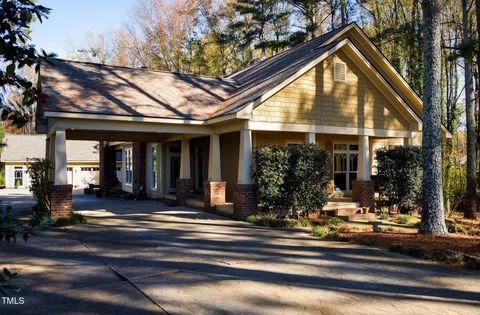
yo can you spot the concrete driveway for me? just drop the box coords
[1,194,479,314]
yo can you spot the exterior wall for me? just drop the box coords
[220,132,240,201]
[5,163,98,189]
[252,50,410,131]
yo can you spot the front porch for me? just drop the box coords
[45,118,414,219]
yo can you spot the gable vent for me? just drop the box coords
[334,62,346,82]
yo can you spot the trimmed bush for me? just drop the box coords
[375,146,422,214]
[252,144,330,217]
[252,145,290,211]
[287,144,331,217]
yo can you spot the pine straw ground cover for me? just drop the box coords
[245,214,480,270]
[344,232,480,268]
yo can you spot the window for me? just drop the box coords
[124,148,133,185]
[80,167,100,171]
[151,145,157,189]
[334,62,346,82]
[14,167,23,187]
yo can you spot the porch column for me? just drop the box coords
[49,130,72,220]
[305,132,316,144]
[54,130,68,185]
[357,135,370,181]
[234,129,257,217]
[204,134,226,208]
[352,135,374,210]
[177,138,193,204]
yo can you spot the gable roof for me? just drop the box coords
[41,61,238,120]
[1,134,99,162]
[40,22,449,135]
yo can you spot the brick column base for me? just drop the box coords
[204,181,226,209]
[49,184,73,220]
[352,180,374,211]
[233,184,257,217]
[176,179,194,204]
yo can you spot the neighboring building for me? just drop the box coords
[1,134,99,189]
[36,23,451,219]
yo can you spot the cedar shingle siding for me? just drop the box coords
[252,51,409,131]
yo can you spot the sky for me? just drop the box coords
[31,0,136,58]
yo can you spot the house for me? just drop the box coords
[1,134,99,189]
[36,23,451,219]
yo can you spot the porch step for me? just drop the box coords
[323,199,359,211]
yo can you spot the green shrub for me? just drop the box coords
[379,212,388,220]
[26,158,52,217]
[287,144,331,217]
[321,216,343,227]
[396,214,415,225]
[54,211,87,227]
[446,221,466,234]
[376,146,422,214]
[252,144,330,217]
[251,145,290,211]
[245,214,297,228]
[446,251,464,264]
[311,226,330,238]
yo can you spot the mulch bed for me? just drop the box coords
[344,232,480,260]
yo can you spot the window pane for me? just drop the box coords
[334,153,347,172]
[349,144,359,151]
[334,144,348,150]
[152,145,157,189]
[349,153,358,172]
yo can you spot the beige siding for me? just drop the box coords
[252,50,409,131]
[220,132,239,201]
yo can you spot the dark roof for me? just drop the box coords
[40,24,352,121]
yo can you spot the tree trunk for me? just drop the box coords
[420,0,448,235]
[463,0,477,219]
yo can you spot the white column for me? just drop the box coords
[179,138,190,179]
[238,129,253,184]
[54,130,68,185]
[305,132,316,144]
[357,135,370,181]
[208,134,221,181]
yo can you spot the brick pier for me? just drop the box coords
[352,180,374,211]
[204,181,226,209]
[49,184,73,220]
[233,184,257,217]
[176,178,194,204]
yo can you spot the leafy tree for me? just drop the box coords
[0,0,53,128]
[420,0,448,236]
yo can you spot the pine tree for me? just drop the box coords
[420,0,448,235]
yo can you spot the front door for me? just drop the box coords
[333,144,358,191]
[167,145,181,193]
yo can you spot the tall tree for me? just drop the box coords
[420,0,448,235]
[462,0,477,219]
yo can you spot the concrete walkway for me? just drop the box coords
[1,194,479,314]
